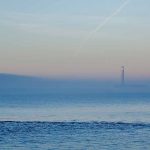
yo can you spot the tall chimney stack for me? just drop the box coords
[121,66,125,85]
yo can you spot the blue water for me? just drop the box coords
[0,82,150,149]
[0,86,150,122]
[0,122,150,150]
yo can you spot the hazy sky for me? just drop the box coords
[0,0,150,79]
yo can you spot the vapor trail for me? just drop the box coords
[76,0,130,56]
[86,0,130,39]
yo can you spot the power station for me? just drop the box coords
[121,66,125,85]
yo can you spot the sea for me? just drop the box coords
[0,79,150,149]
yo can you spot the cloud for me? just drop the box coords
[0,11,106,38]
[75,0,131,56]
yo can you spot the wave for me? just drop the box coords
[1,121,150,126]
[1,121,150,150]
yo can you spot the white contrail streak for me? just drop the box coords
[76,0,130,56]
[87,0,130,39]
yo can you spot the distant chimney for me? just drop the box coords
[121,66,125,85]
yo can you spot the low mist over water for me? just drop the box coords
[0,74,150,122]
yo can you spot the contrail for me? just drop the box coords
[75,0,130,56]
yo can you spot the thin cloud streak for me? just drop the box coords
[75,0,131,56]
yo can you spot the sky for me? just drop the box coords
[0,0,150,79]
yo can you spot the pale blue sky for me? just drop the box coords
[0,0,150,79]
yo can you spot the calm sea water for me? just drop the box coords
[0,122,150,150]
[0,84,150,149]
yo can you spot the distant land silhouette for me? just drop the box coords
[0,73,50,88]
[0,73,149,94]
